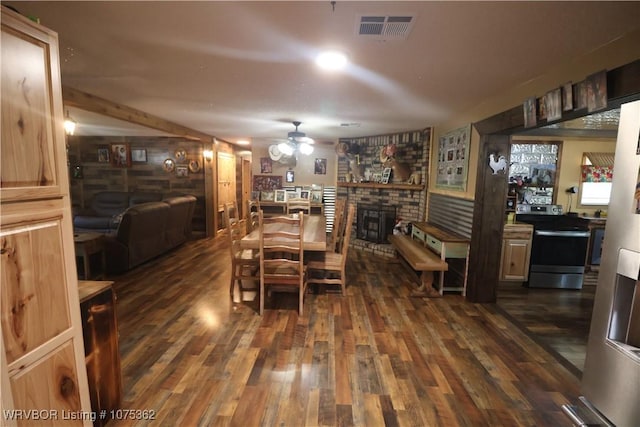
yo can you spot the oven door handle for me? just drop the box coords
[534,230,591,237]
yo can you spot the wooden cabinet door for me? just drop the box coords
[1,8,91,425]
[500,239,531,281]
[1,10,65,202]
[217,152,236,208]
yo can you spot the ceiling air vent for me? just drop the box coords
[356,15,415,40]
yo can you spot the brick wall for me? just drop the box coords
[337,128,431,257]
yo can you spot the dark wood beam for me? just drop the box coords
[62,86,215,142]
[467,59,640,303]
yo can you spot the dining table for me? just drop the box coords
[240,214,327,251]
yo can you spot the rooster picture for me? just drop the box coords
[489,153,508,175]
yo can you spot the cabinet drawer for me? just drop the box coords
[411,227,426,244]
[425,235,443,254]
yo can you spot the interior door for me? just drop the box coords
[217,152,236,230]
[241,158,252,219]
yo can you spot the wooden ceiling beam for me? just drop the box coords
[62,85,215,142]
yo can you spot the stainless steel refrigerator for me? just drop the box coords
[565,100,640,426]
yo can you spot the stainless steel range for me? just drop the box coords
[516,204,590,289]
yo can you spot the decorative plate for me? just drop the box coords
[174,149,187,162]
[163,158,175,172]
[188,159,201,173]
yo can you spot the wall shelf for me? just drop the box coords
[337,182,424,191]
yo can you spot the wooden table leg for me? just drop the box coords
[83,249,91,280]
[410,271,442,298]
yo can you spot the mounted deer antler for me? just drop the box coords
[379,145,411,182]
[383,157,411,181]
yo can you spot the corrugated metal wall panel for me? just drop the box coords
[585,152,615,166]
[427,193,474,239]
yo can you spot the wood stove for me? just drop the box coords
[356,204,396,243]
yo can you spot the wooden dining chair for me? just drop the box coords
[246,199,261,234]
[328,197,347,252]
[307,203,355,295]
[286,197,311,215]
[224,200,240,225]
[258,210,308,315]
[224,203,259,301]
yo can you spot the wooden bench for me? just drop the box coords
[388,234,448,297]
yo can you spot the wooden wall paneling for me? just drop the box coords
[67,135,207,232]
[466,133,511,303]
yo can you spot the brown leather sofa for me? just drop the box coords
[73,191,164,233]
[103,195,197,274]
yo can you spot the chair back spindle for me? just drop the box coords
[258,211,307,315]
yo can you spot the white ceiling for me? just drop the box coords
[6,1,640,147]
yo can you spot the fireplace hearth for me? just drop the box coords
[357,204,396,244]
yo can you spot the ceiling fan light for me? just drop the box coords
[316,50,348,71]
[278,141,294,156]
[299,142,314,155]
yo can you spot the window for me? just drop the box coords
[579,152,614,206]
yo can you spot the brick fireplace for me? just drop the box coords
[337,128,431,257]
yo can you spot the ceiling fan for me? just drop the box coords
[277,121,314,156]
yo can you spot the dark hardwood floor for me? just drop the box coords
[107,236,583,426]
[495,275,596,377]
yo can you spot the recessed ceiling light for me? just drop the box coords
[236,139,250,145]
[315,50,348,71]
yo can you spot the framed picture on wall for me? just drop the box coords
[253,175,282,191]
[110,143,131,167]
[97,148,110,163]
[176,165,188,177]
[381,168,392,184]
[261,191,275,202]
[286,170,295,183]
[131,148,147,163]
[562,81,573,111]
[435,124,471,191]
[310,190,322,203]
[274,189,287,203]
[188,159,201,173]
[260,157,272,174]
[545,88,562,122]
[314,158,327,174]
[586,69,607,113]
[523,96,537,128]
[575,80,588,110]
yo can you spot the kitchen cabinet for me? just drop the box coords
[1,7,91,424]
[500,223,533,281]
[78,281,122,427]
